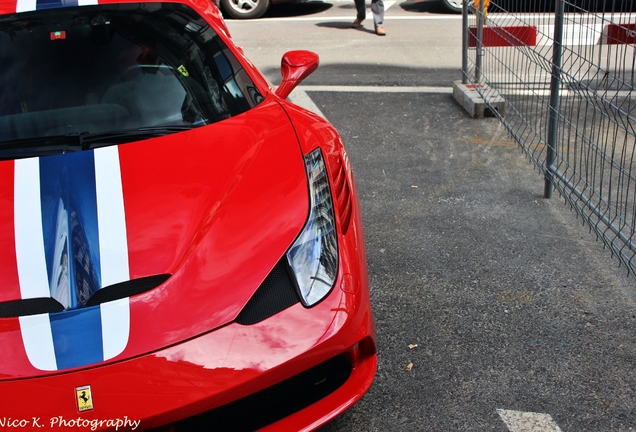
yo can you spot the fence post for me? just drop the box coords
[544,0,565,199]
[462,0,469,84]
[475,0,485,82]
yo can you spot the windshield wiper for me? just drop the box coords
[0,126,197,160]
[79,126,197,148]
[0,134,85,160]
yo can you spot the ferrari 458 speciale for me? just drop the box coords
[0,0,376,430]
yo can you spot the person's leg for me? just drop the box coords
[371,0,385,33]
[353,0,366,25]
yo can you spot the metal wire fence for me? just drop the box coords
[461,0,636,275]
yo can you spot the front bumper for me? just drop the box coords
[1,269,376,432]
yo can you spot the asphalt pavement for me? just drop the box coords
[227,6,636,431]
[312,89,636,432]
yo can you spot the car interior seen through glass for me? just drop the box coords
[0,3,263,156]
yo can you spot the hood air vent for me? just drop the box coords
[0,274,171,318]
[0,297,65,318]
[85,274,171,306]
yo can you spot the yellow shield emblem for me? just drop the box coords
[75,385,94,412]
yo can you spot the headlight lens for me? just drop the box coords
[286,148,338,307]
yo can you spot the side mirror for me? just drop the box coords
[275,50,319,99]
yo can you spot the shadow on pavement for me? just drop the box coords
[400,0,456,14]
[260,64,461,87]
[263,0,333,18]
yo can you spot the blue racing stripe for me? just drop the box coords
[50,307,103,370]
[40,151,101,309]
[40,151,104,368]
[36,0,79,9]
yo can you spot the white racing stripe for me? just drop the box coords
[94,146,130,360]
[498,409,563,432]
[15,0,37,12]
[19,314,57,371]
[94,146,130,288]
[14,158,50,300]
[100,298,130,360]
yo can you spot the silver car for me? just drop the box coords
[440,0,462,12]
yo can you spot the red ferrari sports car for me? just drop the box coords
[0,0,376,430]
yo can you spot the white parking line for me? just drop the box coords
[298,85,453,93]
[227,14,462,23]
[288,85,454,117]
[289,86,453,116]
[497,409,563,432]
[289,89,327,118]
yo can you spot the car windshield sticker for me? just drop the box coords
[14,146,130,370]
[177,65,190,77]
[50,30,66,40]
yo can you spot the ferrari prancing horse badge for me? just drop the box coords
[75,385,94,412]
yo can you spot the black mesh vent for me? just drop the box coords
[235,258,301,326]
[85,274,171,307]
[0,297,65,318]
[172,354,352,432]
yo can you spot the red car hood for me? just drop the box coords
[0,100,309,379]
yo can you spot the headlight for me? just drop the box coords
[286,148,338,307]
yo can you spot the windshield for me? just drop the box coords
[0,3,263,149]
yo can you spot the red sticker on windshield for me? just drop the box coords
[50,30,66,40]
